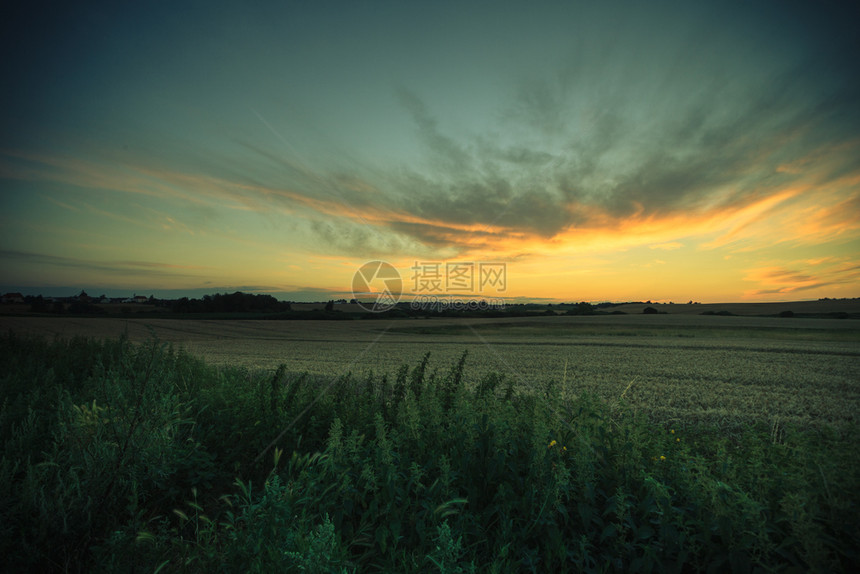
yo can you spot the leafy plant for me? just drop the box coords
[1,332,857,572]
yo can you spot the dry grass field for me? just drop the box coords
[2,311,858,430]
[2,309,859,572]
[608,299,860,315]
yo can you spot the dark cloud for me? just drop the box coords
[395,88,472,176]
[751,282,835,296]
[306,220,422,260]
[763,269,817,283]
[509,80,572,138]
[368,41,860,249]
[0,250,208,278]
[8,1,854,263]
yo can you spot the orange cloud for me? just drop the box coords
[742,258,860,299]
[5,146,859,279]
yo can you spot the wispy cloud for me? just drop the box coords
[2,12,858,275]
[42,195,80,212]
[6,136,859,269]
[0,249,212,277]
[743,258,860,298]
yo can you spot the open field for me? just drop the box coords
[3,313,859,571]
[2,313,858,430]
[2,318,859,572]
[608,299,860,316]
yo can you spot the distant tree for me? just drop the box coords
[170,292,290,314]
[643,306,659,314]
[68,301,106,315]
[29,295,48,313]
[565,302,594,316]
[202,294,215,312]
[325,300,334,312]
[172,297,188,313]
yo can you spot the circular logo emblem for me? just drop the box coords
[352,261,402,312]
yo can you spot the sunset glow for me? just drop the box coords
[2,1,858,302]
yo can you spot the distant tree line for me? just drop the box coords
[28,295,106,315]
[171,292,291,314]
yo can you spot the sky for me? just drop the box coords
[2,0,859,303]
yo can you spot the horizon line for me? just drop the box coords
[2,286,857,306]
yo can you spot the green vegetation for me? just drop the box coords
[1,332,858,572]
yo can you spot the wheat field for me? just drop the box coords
[2,314,857,429]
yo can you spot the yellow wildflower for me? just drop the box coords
[660,455,666,461]
[548,440,557,448]
[670,429,675,434]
